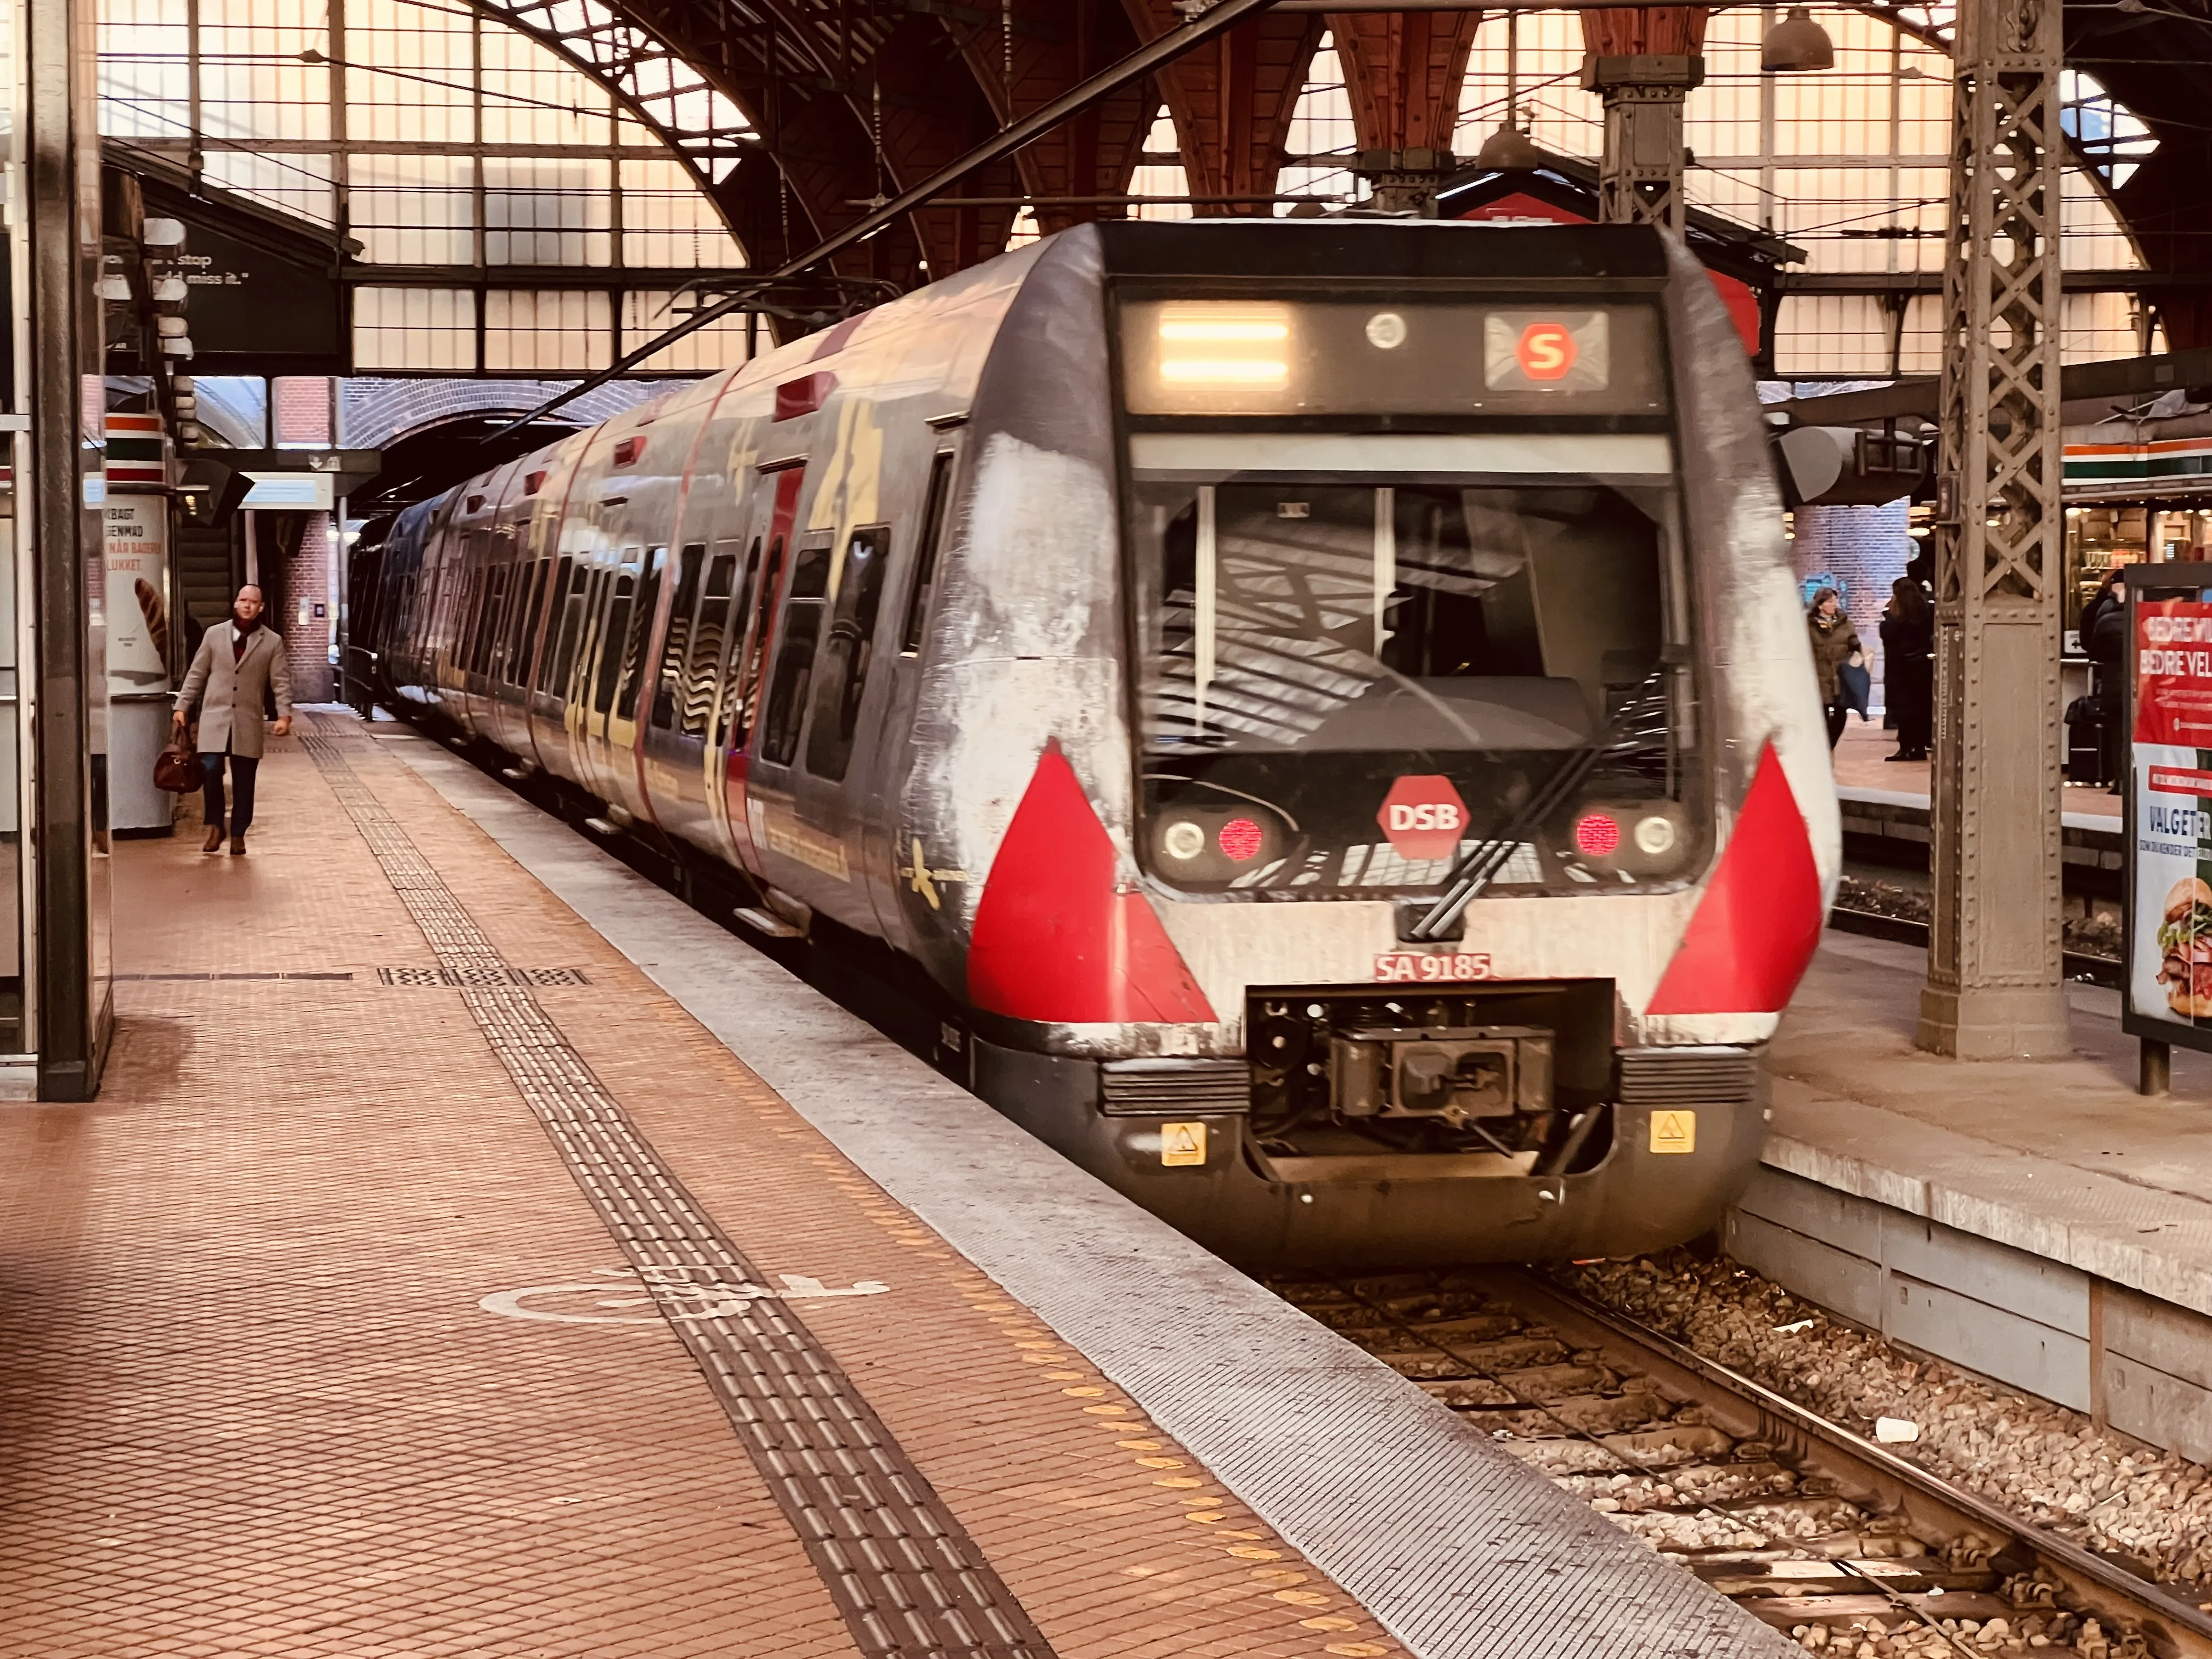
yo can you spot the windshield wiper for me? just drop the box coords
[1402,669,1672,943]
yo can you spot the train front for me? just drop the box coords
[918,219,1839,1269]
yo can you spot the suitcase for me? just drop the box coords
[2063,694,2105,785]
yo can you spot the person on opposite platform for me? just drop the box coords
[1879,576,1933,761]
[173,584,294,855]
[1806,586,1863,751]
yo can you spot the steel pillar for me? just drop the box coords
[16,0,110,1096]
[1916,0,2068,1059]
[1582,54,1701,229]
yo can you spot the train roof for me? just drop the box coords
[1085,217,1670,283]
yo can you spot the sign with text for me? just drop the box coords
[2126,585,2212,1043]
[102,496,172,696]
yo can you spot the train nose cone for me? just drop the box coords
[1397,1045,1455,1113]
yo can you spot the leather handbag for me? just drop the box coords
[153,740,199,794]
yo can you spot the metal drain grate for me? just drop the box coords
[302,730,1053,1659]
[376,966,591,987]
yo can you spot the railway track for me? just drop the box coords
[1273,1269,2212,1659]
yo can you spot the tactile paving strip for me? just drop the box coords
[301,731,1054,1659]
[376,965,593,986]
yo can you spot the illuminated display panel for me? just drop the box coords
[1119,299,1666,417]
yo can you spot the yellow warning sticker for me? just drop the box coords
[1649,1110,1697,1155]
[1160,1121,1207,1167]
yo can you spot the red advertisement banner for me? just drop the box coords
[2135,600,2212,747]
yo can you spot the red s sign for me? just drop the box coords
[1516,321,1577,382]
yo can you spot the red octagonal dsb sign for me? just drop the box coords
[1378,775,1469,861]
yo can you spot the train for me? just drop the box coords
[350,218,1841,1270]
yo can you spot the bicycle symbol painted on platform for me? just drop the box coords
[480,1263,890,1325]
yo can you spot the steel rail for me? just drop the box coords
[1487,1269,2212,1659]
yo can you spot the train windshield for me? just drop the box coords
[1127,433,1705,895]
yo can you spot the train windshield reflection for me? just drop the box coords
[1128,459,1700,893]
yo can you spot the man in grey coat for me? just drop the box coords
[173,584,294,854]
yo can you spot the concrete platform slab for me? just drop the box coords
[1748,932,2212,1458]
[0,709,1789,1659]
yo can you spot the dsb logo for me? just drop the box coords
[1378,775,1470,860]
[1386,803,1462,833]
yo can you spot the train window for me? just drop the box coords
[591,568,633,714]
[509,558,550,686]
[651,543,707,730]
[475,565,510,677]
[538,557,578,695]
[1128,471,1690,895]
[679,543,740,739]
[757,536,832,766]
[612,547,664,721]
[899,453,955,656]
[726,535,782,751]
[804,526,890,781]
[567,567,608,702]
[453,569,482,675]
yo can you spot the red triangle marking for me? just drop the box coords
[967,743,1217,1024]
[1646,741,1825,1016]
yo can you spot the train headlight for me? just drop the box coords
[1364,311,1408,350]
[1163,820,1207,861]
[1149,804,1284,884]
[1567,799,1693,879]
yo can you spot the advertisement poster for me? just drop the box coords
[102,496,172,696]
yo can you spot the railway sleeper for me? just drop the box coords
[1274,1270,2190,1659]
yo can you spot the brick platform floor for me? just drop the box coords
[0,712,1404,1659]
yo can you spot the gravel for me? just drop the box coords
[1835,875,2121,960]
[1558,1251,2212,1597]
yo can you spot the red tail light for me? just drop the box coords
[1218,817,1263,862]
[1573,812,1621,857]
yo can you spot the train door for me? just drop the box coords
[862,445,960,949]
[772,521,895,931]
[743,528,842,899]
[713,462,806,876]
[558,558,618,788]
[490,551,550,755]
[567,546,643,802]
[593,543,665,814]
[638,537,741,853]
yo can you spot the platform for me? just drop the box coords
[1741,929,2212,1465]
[0,708,1788,1659]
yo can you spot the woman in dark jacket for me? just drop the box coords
[1879,577,1934,760]
[1807,587,1863,750]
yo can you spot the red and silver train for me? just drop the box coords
[354,219,1840,1269]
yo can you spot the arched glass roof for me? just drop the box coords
[99,0,759,375]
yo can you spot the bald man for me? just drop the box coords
[174,584,294,854]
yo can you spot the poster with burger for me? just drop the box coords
[2130,595,2212,1031]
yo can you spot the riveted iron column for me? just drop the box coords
[1916,0,2067,1059]
[1583,54,1702,230]
[18,0,110,1097]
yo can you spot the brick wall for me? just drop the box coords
[283,512,334,703]
[1790,499,1912,707]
